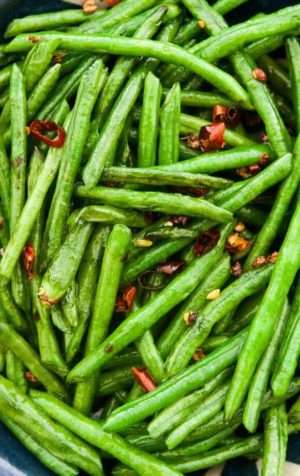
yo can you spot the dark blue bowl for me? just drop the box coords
[0,0,298,475]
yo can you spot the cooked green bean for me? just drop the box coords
[158,83,181,165]
[262,405,288,476]
[243,300,289,433]
[73,224,131,415]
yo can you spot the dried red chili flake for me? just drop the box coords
[174,186,209,197]
[23,243,35,280]
[24,371,38,384]
[194,228,220,256]
[131,367,156,393]
[252,251,279,268]
[115,285,137,313]
[226,233,250,254]
[252,68,267,82]
[144,211,160,223]
[260,133,269,143]
[106,0,121,6]
[231,261,242,277]
[52,51,66,64]
[193,349,206,361]
[199,122,226,152]
[169,216,190,227]
[260,153,269,166]
[28,120,66,148]
[157,260,185,275]
[236,164,260,178]
[28,35,41,44]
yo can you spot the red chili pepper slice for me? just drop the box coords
[131,367,156,393]
[23,243,35,280]
[116,285,137,313]
[106,0,120,6]
[28,120,66,148]
[199,122,226,152]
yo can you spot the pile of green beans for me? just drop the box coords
[1,1,300,475]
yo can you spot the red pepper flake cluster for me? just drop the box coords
[236,153,269,178]
[212,105,240,128]
[23,243,35,280]
[157,260,185,276]
[115,285,137,313]
[24,371,38,384]
[28,120,66,148]
[226,233,250,255]
[252,67,267,82]
[131,367,156,393]
[194,228,220,256]
[252,251,279,268]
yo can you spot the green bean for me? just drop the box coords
[44,60,104,263]
[40,222,93,305]
[0,377,102,475]
[164,436,261,473]
[0,136,10,225]
[287,37,300,133]
[28,145,68,377]
[76,185,233,223]
[166,381,230,449]
[68,223,232,384]
[259,55,291,102]
[83,68,145,186]
[61,281,78,328]
[213,0,249,15]
[272,278,300,398]
[102,166,232,189]
[6,34,252,110]
[0,322,66,398]
[0,112,70,280]
[112,466,137,476]
[179,89,234,108]
[243,300,289,433]
[166,264,273,377]
[0,284,26,332]
[102,329,246,432]
[39,57,96,119]
[5,9,107,38]
[272,93,296,131]
[226,189,300,420]
[73,224,131,415]
[96,6,166,127]
[262,405,288,476]
[65,226,106,364]
[148,368,231,439]
[30,391,182,476]
[158,254,231,359]
[246,35,286,60]
[51,305,71,334]
[23,39,60,93]
[0,63,12,92]
[6,350,27,394]
[157,144,272,174]
[27,63,61,120]
[196,10,300,63]
[72,206,151,229]
[97,367,133,397]
[158,83,181,165]
[1,415,79,476]
[226,292,263,336]
[173,20,201,45]
[138,72,162,167]
[75,0,160,34]
[245,137,300,269]
[103,349,141,371]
